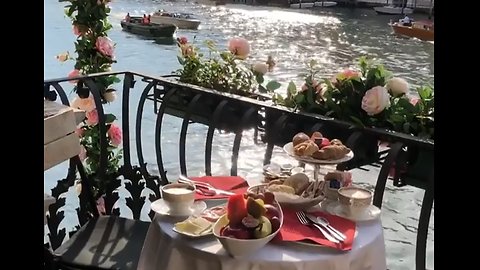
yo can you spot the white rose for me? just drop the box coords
[253,63,268,75]
[56,52,69,62]
[361,86,391,115]
[104,91,116,102]
[386,77,409,96]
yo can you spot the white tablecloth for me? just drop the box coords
[137,201,387,270]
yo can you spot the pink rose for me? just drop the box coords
[96,197,106,215]
[96,36,115,58]
[79,145,87,161]
[227,37,250,60]
[108,124,123,146]
[71,95,96,112]
[410,97,420,106]
[340,69,361,79]
[180,44,194,57]
[68,69,81,84]
[361,86,391,116]
[75,127,85,137]
[177,36,188,45]
[73,25,81,36]
[86,109,99,126]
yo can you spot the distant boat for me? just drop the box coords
[150,10,201,30]
[314,1,337,7]
[120,17,177,38]
[290,2,315,9]
[389,20,434,41]
[374,6,413,15]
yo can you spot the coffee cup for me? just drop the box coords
[161,183,196,215]
[337,186,372,217]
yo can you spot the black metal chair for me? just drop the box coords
[48,157,150,270]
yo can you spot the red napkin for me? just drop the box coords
[190,176,250,200]
[276,209,356,251]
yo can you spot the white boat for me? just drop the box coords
[290,2,315,9]
[150,11,201,30]
[374,6,413,15]
[314,1,337,7]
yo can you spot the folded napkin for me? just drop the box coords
[190,176,250,200]
[276,209,356,251]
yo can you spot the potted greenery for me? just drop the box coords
[163,37,281,131]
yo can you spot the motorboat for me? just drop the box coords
[120,17,177,38]
[313,1,337,7]
[374,5,413,15]
[150,10,201,30]
[389,20,434,41]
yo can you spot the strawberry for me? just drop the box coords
[319,138,330,149]
[227,194,247,226]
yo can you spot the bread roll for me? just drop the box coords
[292,132,310,146]
[283,173,310,195]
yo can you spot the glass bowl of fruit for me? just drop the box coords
[212,191,283,257]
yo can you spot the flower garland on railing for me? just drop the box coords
[175,36,281,96]
[57,0,122,200]
[272,57,434,139]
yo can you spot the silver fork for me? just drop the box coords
[296,211,339,244]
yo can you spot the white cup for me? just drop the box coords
[161,183,195,215]
[337,186,373,217]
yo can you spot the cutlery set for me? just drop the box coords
[296,211,347,243]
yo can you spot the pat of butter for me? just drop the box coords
[174,217,212,235]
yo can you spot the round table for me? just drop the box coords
[137,201,387,270]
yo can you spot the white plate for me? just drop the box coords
[324,201,381,222]
[151,199,207,217]
[283,142,354,165]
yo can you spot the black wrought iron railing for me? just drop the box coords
[44,71,434,270]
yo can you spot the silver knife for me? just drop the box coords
[306,214,346,242]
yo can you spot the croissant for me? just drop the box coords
[294,140,319,156]
[312,144,350,160]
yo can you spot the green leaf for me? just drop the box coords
[266,81,281,91]
[255,74,264,84]
[417,86,433,100]
[295,94,305,104]
[287,81,297,96]
[105,114,117,123]
[177,56,185,65]
[350,116,366,127]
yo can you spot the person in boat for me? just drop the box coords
[400,15,412,27]
[142,14,150,25]
[266,55,276,72]
[125,13,131,23]
[147,15,152,24]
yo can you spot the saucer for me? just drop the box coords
[325,201,381,222]
[151,199,207,217]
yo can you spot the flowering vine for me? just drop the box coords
[58,0,122,199]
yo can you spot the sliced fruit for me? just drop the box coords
[227,194,247,226]
[253,216,272,239]
[246,197,266,218]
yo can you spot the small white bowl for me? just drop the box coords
[212,202,283,257]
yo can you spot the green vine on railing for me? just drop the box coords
[57,0,122,201]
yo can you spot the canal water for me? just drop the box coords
[44,0,434,269]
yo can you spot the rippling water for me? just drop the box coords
[44,1,433,269]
